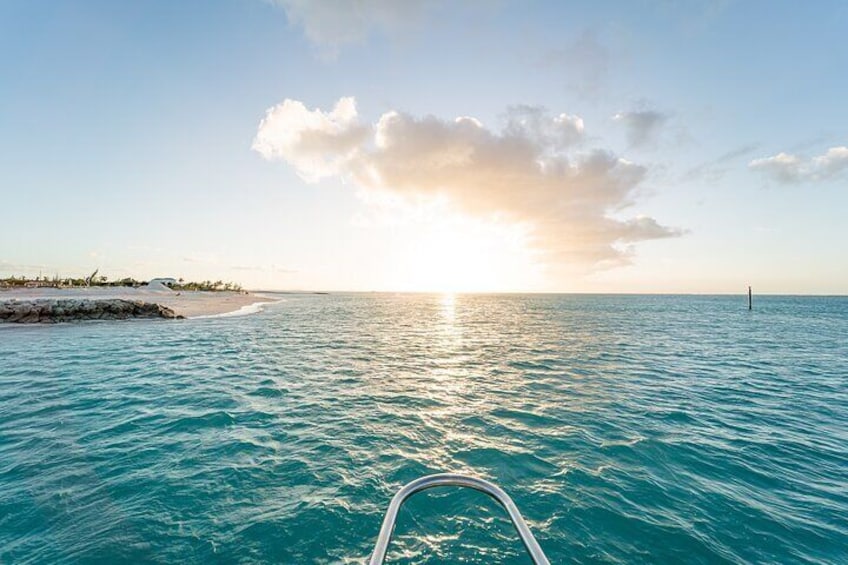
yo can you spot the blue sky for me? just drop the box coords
[1,1,846,293]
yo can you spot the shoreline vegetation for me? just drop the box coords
[0,274,274,323]
[0,272,243,292]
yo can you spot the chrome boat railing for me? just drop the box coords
[369,473,550,565]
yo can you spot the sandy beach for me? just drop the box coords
[0,287,276,319]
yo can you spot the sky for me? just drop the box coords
[1,0,846,294]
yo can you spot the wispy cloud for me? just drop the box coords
[268,0,435,56]
[749,146,848,184]
[682,143,759,183]
[182,252,220,264]
[613,110,668,148]
[540,30,610,99]
[231,265,298,274]
[0,260,49,274]
[254,97,681,268]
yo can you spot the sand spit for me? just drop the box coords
[0,288,276,322]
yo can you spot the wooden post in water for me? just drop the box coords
[748,286,752,310]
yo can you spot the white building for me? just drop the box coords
[146,278,177,291]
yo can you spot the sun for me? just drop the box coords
[391,215,544,293]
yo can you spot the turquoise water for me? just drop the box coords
[1,294,846,564]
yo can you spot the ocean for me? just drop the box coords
[1,293,846,563]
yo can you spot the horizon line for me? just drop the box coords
[249,289,848,298]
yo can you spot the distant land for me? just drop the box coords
[0,271,243,292]
[0,273,274,323]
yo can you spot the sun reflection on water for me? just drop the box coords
[440,292,456,323]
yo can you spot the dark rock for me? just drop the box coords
[0,298,183,324]
[20,312,40,323]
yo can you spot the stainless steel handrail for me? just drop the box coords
[369,473,550,565]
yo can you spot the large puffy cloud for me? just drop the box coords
[749,147,848,184]
[253,97,681,267]
[252,97,369,181]
[503,105,585,150]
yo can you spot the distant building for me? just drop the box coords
[146,278,177,291]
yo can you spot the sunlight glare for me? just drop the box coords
[391,215,543,293]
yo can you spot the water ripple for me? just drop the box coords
[1,294,846,563]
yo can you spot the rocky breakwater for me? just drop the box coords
[0,299,183,323]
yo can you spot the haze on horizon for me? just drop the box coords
[1,1,846,295]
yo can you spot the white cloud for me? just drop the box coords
[252,97,369,182]
[254,97,681,267]
[613,110,668,147]
[270,0,433,54]
[748,146,848,184]
[813,146,848,177]
[748,152,802,183]
[503,105,585,149]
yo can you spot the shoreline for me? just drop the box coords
[0,288,277,321]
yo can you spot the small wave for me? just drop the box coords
[601,436,646,448]
[192,299,284,319]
